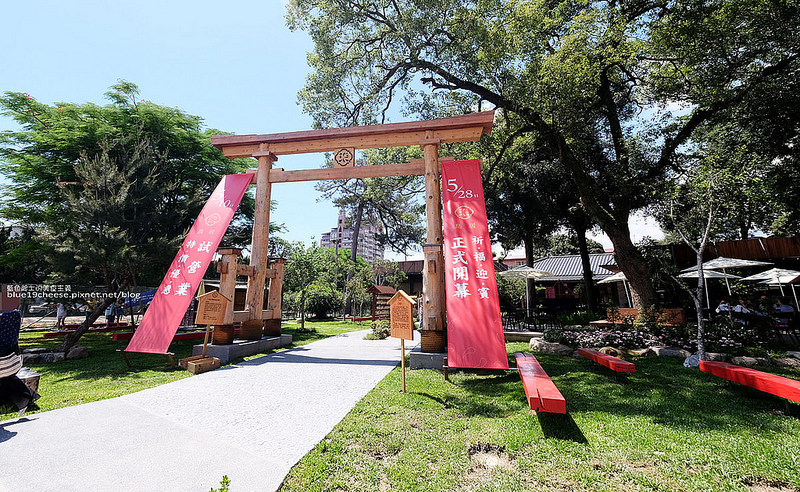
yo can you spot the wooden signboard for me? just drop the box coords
[389,290,415,340]
[195,290,231,326]
[388,290,416,393]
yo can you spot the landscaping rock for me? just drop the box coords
[626,348,656,357]
[598,346,623,357]
[774,357,800,368]
[705,352,727,362]
[21,353,41,364]
[730,356,769,367]
[683,355,700,368]
[651,346,691,358]
[22,348,48,354]
[22,351,65,364]
[66,345,89,360]
[787,351,800,360]
[529,339,572,356]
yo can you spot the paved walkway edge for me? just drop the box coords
[0,329,419,492]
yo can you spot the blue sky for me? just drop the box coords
[0,0,347,248]
[1,0,662,258]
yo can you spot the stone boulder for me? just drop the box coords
[730,356,769,367]
[598,347,624,357]
[787,351,800,360]
[705,352,728,362]
[529,339,573,356]
[774,357,800,368]
[66,345,89,360]
[651,346,691,358]
[21,351,65,364]
[683,355,700,368]
[626,348,656,357]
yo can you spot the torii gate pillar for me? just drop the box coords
[421,135,446,352]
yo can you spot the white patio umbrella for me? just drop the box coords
[681,257,772,295]
[499,266,553,317]
[742,268,800,307]
[597,271,632,307]
[678,270,741,309]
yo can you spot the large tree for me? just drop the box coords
[0,81,254,350]
[287,0,799,308]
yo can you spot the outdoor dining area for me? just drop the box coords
[497,251,800,347]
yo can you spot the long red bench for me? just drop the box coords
[112,330,207,341]
[515,353,566,414]
[699,360,800,403]
[43,323,131,338]
[578,348,636,373]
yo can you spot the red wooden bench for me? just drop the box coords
[112,330,208,341]
[515,352,566,414]
[699,360,800,404]
[578,348,636,373]
[43,323,131,338]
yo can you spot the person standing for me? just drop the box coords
[105,302,115,328]
[55,302,67,330]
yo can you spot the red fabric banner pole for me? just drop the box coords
[125,174,253,354]
[441,160,509,369]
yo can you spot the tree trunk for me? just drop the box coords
[523,236,536,316]
[300,289,306,330]
[604,225,657,309]
[58,297,115,353]
[575,226,597,313]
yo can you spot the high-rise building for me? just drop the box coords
[320,210,385,263]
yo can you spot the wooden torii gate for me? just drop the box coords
[210,111,495,353]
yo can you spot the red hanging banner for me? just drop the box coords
[441,159,509,369]
[126,174,253,354]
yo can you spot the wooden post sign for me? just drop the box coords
[388,290,416,392]
[195,290,230,325]
[179,290,229,374]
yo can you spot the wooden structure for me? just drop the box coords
[514,353,566,414]
[577,348,636,373]
[211,112,495,352]
[366,285,396,319]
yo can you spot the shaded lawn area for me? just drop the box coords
[281,343,800,492]
[1,320,369,421]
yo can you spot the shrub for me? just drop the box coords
[365,319,390,340]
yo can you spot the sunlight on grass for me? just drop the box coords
[280,344,800,492]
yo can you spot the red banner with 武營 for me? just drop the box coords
[125,174,253,354]
[441,159,509,369]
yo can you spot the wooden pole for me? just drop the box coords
[246,146,276,321]
[401,338,406,393]
[420,135,445,352]
[201,324,211,357]
[217,248,242,325]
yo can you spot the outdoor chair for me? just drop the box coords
[0,310,40,415]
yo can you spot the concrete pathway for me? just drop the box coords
[0,330,418,492]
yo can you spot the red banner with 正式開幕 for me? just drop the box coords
[125,174,253,354]
[441,159,509,369]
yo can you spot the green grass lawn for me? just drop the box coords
[1,320,369,421]
[280,343,800,492]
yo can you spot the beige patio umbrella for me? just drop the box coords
[681,257,773,296]
[741,268,800,307]
[678,270,741,309]
[499,266,553,317]
[597,271,632,307]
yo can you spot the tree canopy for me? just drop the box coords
[287,0,800,308]
[0,81,254,288]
